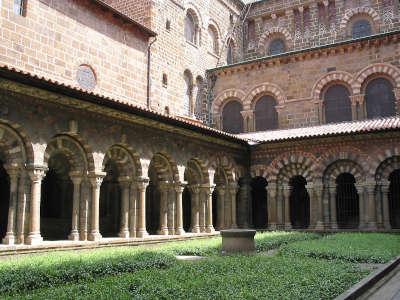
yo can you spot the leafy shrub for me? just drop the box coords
[0,251,176,295]
[255,231,320,252]
[280,232,400,263]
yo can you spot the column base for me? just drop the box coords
[79,231,88,241]
[284,223,292,230]
[206,225,215,233]
[331,223,338,230]
[158,227,169,235]
[365,222,378,231]
[136,229,148,238]
[190,226,201,233]
[2,233,16,245]
[119,230,130,238]
[175,228,185,235]
[230,224,238,229]
[383,222,391,230]
[268,223,277,230]
[314,221,325,231]
[68,230,80,241]
[88,231,102,241]
[26,233,43,245]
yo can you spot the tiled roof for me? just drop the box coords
[0,64,247,144]
[238,117,400,144]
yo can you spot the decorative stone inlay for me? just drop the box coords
[76,65,96,91]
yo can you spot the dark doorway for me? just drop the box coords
[100,161,121,237]
[389,169,400,229]
[183,187,191,232]
[146,182,160,235]
[0,161,10,240]
[251,177,268,228]
[41,154,73,240]
[289,176,310,229]
[336,173,359,229]
[212,189,218,230]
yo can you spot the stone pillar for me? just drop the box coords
[175,184,185,235]
[312,181,324,230]
[229,184,238,229]
[205,185,215,233]
[365,183,377,230]
[119,178,131,238]
[240,110,255,132]
[88,173,104,241]
[350,94,365,120]
[26,166,46,245]
[314,100,323,125]
[68,173,82,241]
[79,179,90,241]
[283,185,292,229]
[329,185,338,230]
[158,182,169,235]
[267,182,277,229]
[16,173,29,244]
[217,187,225,229]
[2,168,19,245]
[190,185,200,233]
[136,178,149,238]
[356,184,366,229]
[199,190,206,232]
[381,183,391,229]
[168,185,175,235]
[276,187,284,228]
[393,87,400,115]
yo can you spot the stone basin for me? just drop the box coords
[220,229,256,254]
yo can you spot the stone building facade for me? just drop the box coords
[0,0,399,248]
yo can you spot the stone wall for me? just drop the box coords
[0,0,150,107]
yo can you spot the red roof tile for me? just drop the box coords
[238,117,400,144]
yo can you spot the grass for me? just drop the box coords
[2,232,399,299]
[280,232,400,263]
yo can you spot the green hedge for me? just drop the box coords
[280,233,400,263]
[255,231,320,252]
[0,251,176,296]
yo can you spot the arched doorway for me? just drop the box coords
[289,176,310,229]
[251,177,268,229]
[145,180,160,235]
[0,161,10,240]
[41,153,73,240]
[336,173,359,229]
[389,169,400,229]
[99,160,121,237]
[182,187,191,232]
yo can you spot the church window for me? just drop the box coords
[365,78,396,119]
[323,84,352,123]
[268,39,285,56]
[222,100,243,134]
[352,19,372,38]
[254,96,278,131]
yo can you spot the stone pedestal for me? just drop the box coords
[221,229,256,254]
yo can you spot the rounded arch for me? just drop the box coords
[221,99,243,134]
[185,3,203,29]
[213,89,246,115]
[257,27,292,54]
[207,20,221,55]
[209,154,236,185]
[102,144,142,178]
[323,159,365,185]
[354,63,400,94]
[312,71,354,100]
[268,151,316,184]
[244,83,286,109]
[375,156,400,183]
[44,134,94,173]
[148,152,179,183]
[185,158,209,185]
[340,7,380,31]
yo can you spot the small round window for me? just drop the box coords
[352,20,372,39]
[268,39,285,56]
[76,65,97,91]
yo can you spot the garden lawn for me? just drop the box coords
[12,255,367,300]
[280,232,400,263]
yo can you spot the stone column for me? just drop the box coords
[79,179,90,241]
[119,178,131,238]
[312,181,324,230]
[26,166,47,245]
[314,100,323,125]
[136,178,149,238]
[129,182,137,238]
[307,183,315,228]
[356,184,366,229]
[168,185,175,235]
[88,173,104,242]
[229,184,238,229]
[239,177,251,228]
[283,185,292,229]
[240,110,255,132]
[267,182,277,229]
[2,168,19,245]
[199,190,206,232]
[158,182,169,235]
[276,187,284,228]
[381,183,391,229]
[329,185,338,230]
[393,87,400,115]
[365,183,377,230]
[190,185,200,233]
[205,185,215,233]
[68,173,82,241]
[175,184,185,235]
[350,94,365,120]
[16,173,29,244]
[217,187,225,229]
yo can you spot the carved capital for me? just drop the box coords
[89,172,106,188]
[349,94,365,105]
[27,165,47,182]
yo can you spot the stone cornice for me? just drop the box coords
[208,31,400,76]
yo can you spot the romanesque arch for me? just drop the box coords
[339,7,381,32]
[257,27,292,55]
[213,89,246,117]
[243,82,286,109]
[312,71,354,100]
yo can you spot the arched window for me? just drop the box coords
[185,12,197,44]
[365,78,396,119]
[268,39,285,56]
[227,39,234,65]
[352,19,372,39]
[323,84,352,123]
[208,25,219,54]
[183,70,193,116]
[254,96,278,131]
[222,100,243,134]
